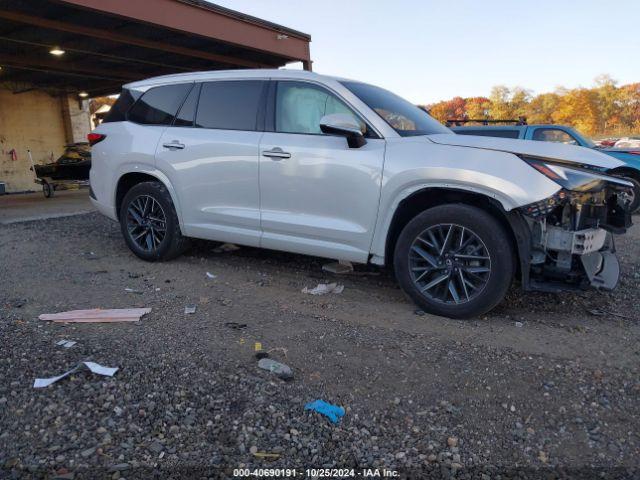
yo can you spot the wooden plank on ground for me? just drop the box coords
[39,308,151,323]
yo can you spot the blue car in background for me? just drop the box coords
[450,122,640,212]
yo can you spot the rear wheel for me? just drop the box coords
[43,181,53,198]
[119,181,189,261]
[394,204,515,319]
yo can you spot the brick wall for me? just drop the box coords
[0,88,91,192]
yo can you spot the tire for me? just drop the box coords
[394,204,515,319]
[119,181,189,261]
[43,182,53,198]
[621,176,640,214]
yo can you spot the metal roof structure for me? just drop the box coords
[0,0,312,96]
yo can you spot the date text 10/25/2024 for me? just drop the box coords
[233,468,400,478]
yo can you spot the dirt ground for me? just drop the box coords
[1,212,639,479]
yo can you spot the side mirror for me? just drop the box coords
[319,113,367,148]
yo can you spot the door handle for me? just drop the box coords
[162,141,185,150]
[262,148,291,160]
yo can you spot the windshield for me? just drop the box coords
[342,81,451,137]
[572,129,596,148]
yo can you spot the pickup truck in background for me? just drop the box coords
[449,121,640,212]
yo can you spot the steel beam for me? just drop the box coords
[0,53,143,81]
[0,9,271,69]
[58,0,311,62]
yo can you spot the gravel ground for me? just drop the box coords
[1,212,639,479]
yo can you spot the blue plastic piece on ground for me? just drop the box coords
[304,399,345,424]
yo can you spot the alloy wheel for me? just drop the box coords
[408,224,491,305]
[126,195,167,252]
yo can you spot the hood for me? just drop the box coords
[427,134,625,170]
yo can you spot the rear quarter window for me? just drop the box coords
[127,83,193,125]
[102,88,139,123]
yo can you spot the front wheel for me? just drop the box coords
[119,181,189,261]
[620,176,640,214]
[394,204,515,319]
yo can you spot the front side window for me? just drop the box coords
[275,81,365,135]
[342,81,451,137]
[195,81,265,131]
[532,128,578,145]
[127,83,192,125]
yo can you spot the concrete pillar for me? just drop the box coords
[61,94,91,144]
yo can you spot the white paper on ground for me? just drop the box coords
[33,365,80,388]
[206,272,217,279]
[56,340,77,348]
[302,283,344,295]
[83,361,118,376]
[213,243,240,253]
[33,361,119,388]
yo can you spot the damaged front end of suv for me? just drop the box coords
[514,156,633,292]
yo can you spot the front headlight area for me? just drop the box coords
[517,156,633,291]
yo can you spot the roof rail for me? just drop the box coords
[446,117,528,127]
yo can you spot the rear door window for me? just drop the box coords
[173,83,200,127]
[195,81,265,131]
[127,83,193,125]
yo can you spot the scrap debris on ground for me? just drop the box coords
[302,282,344,295]
[33,361,118,388]
[39,308,151,323]
[304,399,345,424]
[1,212,639,476]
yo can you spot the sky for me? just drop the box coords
[212,0,640,104]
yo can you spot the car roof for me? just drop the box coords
[124,69,356,91]
[451,124,574,129]
[450,125,524,130]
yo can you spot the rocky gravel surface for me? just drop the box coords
[1,212,639,479]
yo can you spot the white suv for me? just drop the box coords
[89,70,633,318]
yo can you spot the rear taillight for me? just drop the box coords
[87,133,106,146]
[629,151,640,156]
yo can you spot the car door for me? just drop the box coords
[155,80,267,247]
[258,80,386,262]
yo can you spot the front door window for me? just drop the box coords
[275,81,365,135]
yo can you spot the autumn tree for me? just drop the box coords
[594,74,622,132]
[426,75,639,136]
[426,97,466,122]
[552,88,601,136]
[617,82,640,133]
[465,97,491,119]
[488,86,512,119]
[525,93,561,124]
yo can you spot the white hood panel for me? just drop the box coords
[427,134,625,170]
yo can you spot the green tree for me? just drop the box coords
[594,74,621,132]
[488,86,512,119]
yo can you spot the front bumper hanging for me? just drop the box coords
[515,183,632,293]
